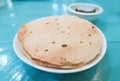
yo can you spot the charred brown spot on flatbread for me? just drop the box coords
[62,31,65,33]
[89,42,92,45]
[80,41,84,43]
[45,22,49,25]
[44,49,48,52]
[55,18,58,20]
[88,34,92,36]
[67,26,70,29]
[61,44,68,48]
[92,26,95,28]
[52,41,55,44]
[36,49,38,52]
[30,31,32,33]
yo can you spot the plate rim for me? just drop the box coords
[13,24,107,74]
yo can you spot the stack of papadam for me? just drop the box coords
[18,14,103,69]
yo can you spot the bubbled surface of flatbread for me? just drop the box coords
[18,15,103,68]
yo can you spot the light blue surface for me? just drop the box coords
[0,0,120,81]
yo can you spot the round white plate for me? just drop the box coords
[13,26,107,74]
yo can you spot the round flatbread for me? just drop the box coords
[18,15,103,68]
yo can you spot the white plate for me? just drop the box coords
[13,26,107,74]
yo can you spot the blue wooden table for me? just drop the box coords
[0,0,120,81]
